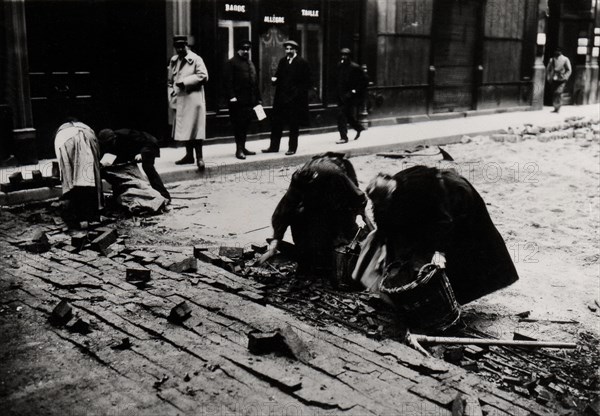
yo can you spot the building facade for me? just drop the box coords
[1,0,598,163]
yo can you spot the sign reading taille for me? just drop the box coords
[301,9,319,17]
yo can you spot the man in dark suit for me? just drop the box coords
[223,39,261,160]
[335,48,367,144]
[98,128,171,201]
[263,40,311,156]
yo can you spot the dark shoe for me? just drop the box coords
[354,127,365,140]
[262,148,279,153]
[235,150,246,160]
[243,148,256,156]
[285,151,296,156]
[196,159,205,171]
[551,109,560,113]
[336,139,348,144]
[175,155,194,165]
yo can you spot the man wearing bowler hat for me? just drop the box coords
[168,35,209,171]
[223,39,261,159]
[263,40,311,156]
[335,48,367,144]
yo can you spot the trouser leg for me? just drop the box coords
[269,116,283,151]
[346,102,363,132]
[141,154,170,200]
[288,119,299,153]
[337,104,349,140]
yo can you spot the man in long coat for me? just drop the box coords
[353,165,519,305]
[168,35,209,170]
[223,39,261,160]
[263,40,311,156]
[259,152,368,279]
[335,48,367,144]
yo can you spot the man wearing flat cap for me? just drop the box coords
[168,35,209,171]
[263,40,311,156]
[335,48,367,144]
[223,39,261,159]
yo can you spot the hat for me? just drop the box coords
[237,39,252,50]
[97,129,116,144]
[340,48,351,55]
[173,35,188,45]
[283,40,299,49]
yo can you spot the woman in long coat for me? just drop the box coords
[168,36,209,170]
[353,165,519,306]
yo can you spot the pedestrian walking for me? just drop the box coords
[263,40,311,156]
[223,39,261,160]
[546,47,572,113]
[335,48,367,144]
[97,128,171,201]
[258,152,368,280]
[54,119,103,224]
[168,35,209,170]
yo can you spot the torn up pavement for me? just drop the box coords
[1,206,597,416]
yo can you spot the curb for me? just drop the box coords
[0,129,503,207]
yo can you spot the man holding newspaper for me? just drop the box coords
[223,39,264,160]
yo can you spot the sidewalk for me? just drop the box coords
[1,105,598,206]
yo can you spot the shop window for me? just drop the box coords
[296,23,323,104]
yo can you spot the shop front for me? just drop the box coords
[191,0,361,139]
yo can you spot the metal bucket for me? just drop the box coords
[379,262,460,331]
[333,246,359,288]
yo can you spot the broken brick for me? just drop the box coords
[91,229,117,253]
[8,172,23,184]
[443,346,464,363]
[461,360,480,372]
[31,170,43,182]
[247,331,282,355]
[279,325,311,363]
[464,345,487,359]
[71,233,88,251]
[126,268,151,284]
[502,376,521,385]
[50,299,73,325]
[218,246,244,259]
[169,301,192,323]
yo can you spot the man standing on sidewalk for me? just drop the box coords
[98,128,171,201]
[335,48,367,144]
[546,47,572,113]
[168,35,209,170]
[223,39,261,160]
[263,40,311,156]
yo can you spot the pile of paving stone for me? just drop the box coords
[489,116,600,143]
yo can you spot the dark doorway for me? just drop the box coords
[431,0,482,113]
[25,0,167,159]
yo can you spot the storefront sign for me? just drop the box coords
[264,15,285,24]
[301,9,319,17]
[225,4,246,13]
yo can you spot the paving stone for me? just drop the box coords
[50,299,73,325]
[169,301,192,324]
